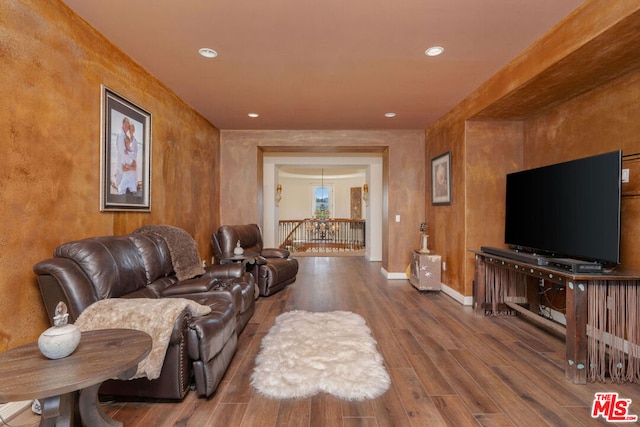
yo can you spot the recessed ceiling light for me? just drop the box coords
[198,48,218,58]
[248,113,259,118]
[425,46,444,57]
[384,112,396,118]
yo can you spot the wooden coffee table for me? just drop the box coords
[0,328,151,427]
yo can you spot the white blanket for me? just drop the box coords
[74,298,211,379]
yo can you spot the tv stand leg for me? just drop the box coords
[527,276,540,315]
[565,280,588,384]
[473,254,486,316]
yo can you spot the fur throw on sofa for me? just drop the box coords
[75,298,211,379]
[135,225,206,281]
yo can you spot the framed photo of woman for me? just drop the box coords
[431,151,451,205]
[100,86,152,211]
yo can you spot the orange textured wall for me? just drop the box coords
[524,69,640,268]
[425,121,522,298]
[424,114,465,295]
[219,130,425,273]
[0,1,219,351]
[463,121,523,296]
[424,119,522,298]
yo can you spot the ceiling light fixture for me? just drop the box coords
[384,112,396,118]
[198,48,218,58]
[425,46,444,57]
[248,113,259,118]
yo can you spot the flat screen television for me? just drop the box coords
[504,150,621,265]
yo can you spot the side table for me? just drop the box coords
[219,251,262,277]
[219,252,259,268]
[0,328,151,427]
[409,250,442,291]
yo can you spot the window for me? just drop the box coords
[312,184,333,219]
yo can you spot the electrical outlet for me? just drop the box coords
[201,259,206,268]
[442,261,447,271]
[211,256,215,264]
[622,168,630,183]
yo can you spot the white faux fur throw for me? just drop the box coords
[75,298,211,380]
[251,310,391,400]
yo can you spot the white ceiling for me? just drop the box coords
[279,167,365,180]
[61,0,584,130]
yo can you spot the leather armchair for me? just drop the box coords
[212,224,299,296]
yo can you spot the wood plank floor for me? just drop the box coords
[12,257,640,426]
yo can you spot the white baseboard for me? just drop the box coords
[365,253,382,262]
[380,268,473,306]
[380,268,408,280]
[0,400,32,422]
[441,283,473,306]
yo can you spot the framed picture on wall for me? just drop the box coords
[431,151,451,205]
[100,86,152,211]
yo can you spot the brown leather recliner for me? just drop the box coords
[33,229,254,400]
[212,224,299,296]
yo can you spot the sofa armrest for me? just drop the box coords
[202,263,244,279]
[33,257,99,323]
[261,248,290,259]
[161,277,221,297]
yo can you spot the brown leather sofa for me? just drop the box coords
[33,228,255,400]
[212,224,299,296]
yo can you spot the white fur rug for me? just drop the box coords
[251,310,391,400]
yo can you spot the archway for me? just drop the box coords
[259,147,388,263]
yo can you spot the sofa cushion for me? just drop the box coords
[54,236,147,299]
[128,233,174,284]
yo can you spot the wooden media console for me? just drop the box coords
[472,249,640,384]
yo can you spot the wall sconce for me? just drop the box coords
[275,184,282,206]
[362,183,369,207]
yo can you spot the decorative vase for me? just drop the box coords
[233,240,244,256]
[419,234,430,254]
[38,301,81,359]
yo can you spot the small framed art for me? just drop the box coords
[431,151,451,205]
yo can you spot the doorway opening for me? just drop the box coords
[261,150,385,262]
